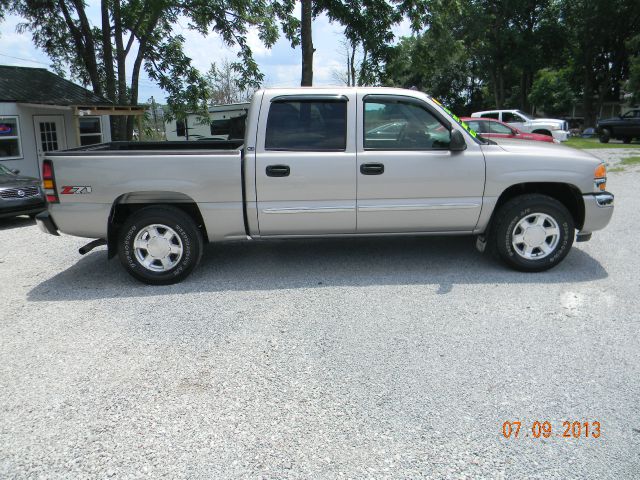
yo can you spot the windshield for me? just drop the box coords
[0,164,15,176]
[429,97,484,144]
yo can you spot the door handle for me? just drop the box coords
[360,163,384,175]
[266,165,290,177]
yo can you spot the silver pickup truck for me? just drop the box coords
[36,87,614,285]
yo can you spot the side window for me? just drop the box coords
[466,120,485,133]
[0,116,22,159]
[364,99,450,150]
[210,119,231,136]
[78,117,103,146]
[265,100,346,151]
[480,112,499,120]
[487,121,513,134]
[502,112,522,123]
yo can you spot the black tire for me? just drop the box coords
[622,136,632,144]
[532,129,552,137]
[599,129,610,143]
[118,206,203,285]
[490,194,574,272]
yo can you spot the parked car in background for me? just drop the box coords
[471,109,569,142]
[596,109,640,143]
[0,164,45,219]
[461,117,556,143]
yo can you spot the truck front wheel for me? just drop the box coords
[491,194,574,272]
[599,129,611,143]
[118,206,203,285]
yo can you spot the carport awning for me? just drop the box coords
[17,103,145,116]
[73,105,145,116]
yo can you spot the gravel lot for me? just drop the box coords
[1,159,639,479]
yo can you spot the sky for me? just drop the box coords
[0,3,413,104]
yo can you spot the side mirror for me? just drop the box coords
[11,169,20,175]
[450,129,467,152]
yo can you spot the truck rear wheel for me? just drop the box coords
[491,194,574,272]
[599,129,611,143]
[118,206,203,285]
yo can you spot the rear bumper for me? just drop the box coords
[579,192,614,236]
[35,211,60,236]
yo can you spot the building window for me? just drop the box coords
[79,117,103,146]
[0,116,23,159]
[176,120,186,137]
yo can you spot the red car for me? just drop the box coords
[461,117,556,143]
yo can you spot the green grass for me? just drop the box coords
[608,156,640,173]
[619,156,640,166]
[564,137,640,149]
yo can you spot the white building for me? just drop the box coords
[165,103,249,141]
[0,66,143,178]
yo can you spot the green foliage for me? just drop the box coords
[529,69,575,116]
[10,0,286,130]
[563,137,640,149]
[205,60,255,105]
[382,0,640,125]
[627,35,640,104]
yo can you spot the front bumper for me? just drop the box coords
[579,192,614,236]
[551,130,570,142]
[0,198,46,219]
[35,211,60,236]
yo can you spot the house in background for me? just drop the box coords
[165,103,249,141]
[0,65,143,178]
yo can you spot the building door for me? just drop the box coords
[33,115,67,175]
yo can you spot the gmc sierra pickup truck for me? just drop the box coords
[36,87,614,285]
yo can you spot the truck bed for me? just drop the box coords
[45,141,247,242]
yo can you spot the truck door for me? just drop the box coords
[356,94,485,233]
[254,93,357,235]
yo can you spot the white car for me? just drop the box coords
[471,109,569,142]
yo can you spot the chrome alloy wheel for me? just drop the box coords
[511,213,560,260]
[133,224,183,272]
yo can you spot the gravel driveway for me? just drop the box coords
[1,170,639,479]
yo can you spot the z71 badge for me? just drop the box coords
[60,186,92,194]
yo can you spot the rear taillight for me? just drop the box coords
[42,160,59,203]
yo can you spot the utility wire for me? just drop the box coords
[0,52,50,65]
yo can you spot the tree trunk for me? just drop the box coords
[113,0,128,140]
[349,41,356,87]
[127,45,146,140]
[300,0,314,86]
[582,53,596,128]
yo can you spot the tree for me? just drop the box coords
[627,35,640,104]
[0,1,9,30]
[528,68,575,116]
[205,60,255,105]
[11,0,283,139]
[288,0,433,86]
[561,0,640,126]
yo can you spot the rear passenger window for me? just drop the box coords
[480,112,499,120]
[265,100,347,151]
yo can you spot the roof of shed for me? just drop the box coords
[0,65,112,106]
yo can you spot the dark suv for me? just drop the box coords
[0,164,46,219]
[597,109,640,143]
